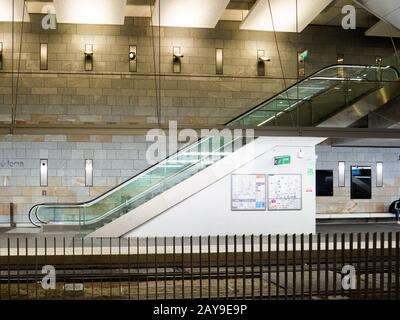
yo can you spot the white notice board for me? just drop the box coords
[268,174,302,210]
[231,174,266,211]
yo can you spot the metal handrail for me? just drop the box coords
[32,136,243,227]
[28,136,212,226]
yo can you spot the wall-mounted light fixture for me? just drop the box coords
[84,44,93,71]
[129,45,137,72]
[40,43,48,70]
[216,48,223,75]
[85,159,93,187]
[257,50,270,76]
[298,50,309,78]
[258,56,270,62]
[376,162,383,187]
[40,159,48,187]
[173,46,183,73]
[0,42,2,70]
[338,161,345,187]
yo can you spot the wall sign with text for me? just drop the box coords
[231,174,266,211]
[268,174,302,210]
[274,155,291,166]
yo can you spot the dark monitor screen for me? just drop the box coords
[351,166,371,199]
[316,170,333,197]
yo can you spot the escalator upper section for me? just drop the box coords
[227,65,399,128]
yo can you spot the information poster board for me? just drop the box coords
[231,174,266,211]
[268,174,302,210]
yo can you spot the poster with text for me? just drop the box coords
[231,174,266,211]
[268,174,302,210]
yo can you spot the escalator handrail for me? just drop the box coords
[225,64,400,126]
[28,136,210,224]
[31,136,243,226]
[28,206,42,227]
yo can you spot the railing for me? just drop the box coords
[0,232,399,300]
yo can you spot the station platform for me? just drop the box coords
[1,221,400,238]
[0,222,399,257]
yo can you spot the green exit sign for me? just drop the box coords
[274,155,291,165]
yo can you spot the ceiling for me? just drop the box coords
[240,0,334,32]
[312,0,378,28]
[1,0,397,35]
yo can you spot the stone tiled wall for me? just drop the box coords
[1,136,400,224]
[0,134,153,223]
[0,16,396,126]
[316,145,400,214]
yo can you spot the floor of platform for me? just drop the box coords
[0,222,400,240]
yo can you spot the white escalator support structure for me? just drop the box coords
[89,136,325,238]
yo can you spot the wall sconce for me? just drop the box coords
[376,162,383,187]
[85,159,93,187]
[0,42,3,70]
[338,161,345,187]
[257,50,270,76]
[40,159,48,187]
[298,50,309,78]
[258,56,271,62]
[129,45,137,72]
[216,48,223,75]
[40,43,48,70]
[84,44,93,71]
[173,46,183,73]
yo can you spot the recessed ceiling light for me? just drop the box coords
[152,0,230,28]
[53,0,127,25]
[240,0,331,32]
[0,0,30,22]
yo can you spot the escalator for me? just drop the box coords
[29,64,400,235]
[29,135,251,234]
[228,64,399,127]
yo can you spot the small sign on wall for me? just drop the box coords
[0,160,24,168]
[231,174,266,211]
[274,155,291,166]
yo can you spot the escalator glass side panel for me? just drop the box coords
[227,65,399,128]
[34,135,247,231]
